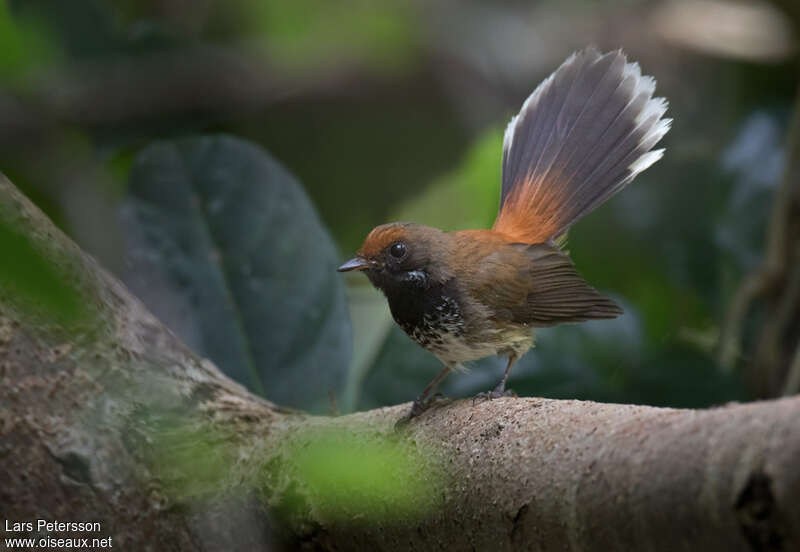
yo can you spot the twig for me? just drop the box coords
[717,83,800,381]
[781,339,800,395]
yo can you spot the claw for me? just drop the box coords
[472,388,516,405]
[395,393,450,430]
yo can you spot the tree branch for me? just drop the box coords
[1,173,799,551]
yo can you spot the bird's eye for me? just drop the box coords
[390,242,407,259]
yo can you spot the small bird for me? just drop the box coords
[338,49,670,419]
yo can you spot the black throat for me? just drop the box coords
[368,269,464,339]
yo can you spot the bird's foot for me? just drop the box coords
[395,393,448,429]
[472,386,517,405]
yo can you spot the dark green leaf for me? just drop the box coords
[121,135,351,411]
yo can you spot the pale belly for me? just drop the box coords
[402,310,534,366]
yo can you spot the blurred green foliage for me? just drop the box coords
[148,412,443,522]
[146,412,238,502]
[395,129,504,231]
[245,1,419,73]
[0,209,91,331]
[280,427,441,523]
[0,1,56,80]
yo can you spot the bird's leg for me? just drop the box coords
[493,355,517,395]
[474,355,518,403]
[407,365,453,419]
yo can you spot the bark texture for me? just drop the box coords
[1,173,799,551]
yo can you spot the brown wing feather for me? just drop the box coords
[512,244,622,325]
[459,237,622,327]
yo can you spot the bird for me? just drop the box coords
[338,48,671,419]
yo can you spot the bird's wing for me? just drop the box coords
[465,241,622,327]
[493,49,670,244]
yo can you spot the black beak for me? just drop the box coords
[337,257,372,272]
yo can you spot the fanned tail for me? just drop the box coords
[493,49,671,244]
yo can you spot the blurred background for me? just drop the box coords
[2,0,799,413]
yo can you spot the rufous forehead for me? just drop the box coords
[358,224,410,258]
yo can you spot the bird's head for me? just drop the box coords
[337,223,451,290]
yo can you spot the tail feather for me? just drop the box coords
[493,49,670,244]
